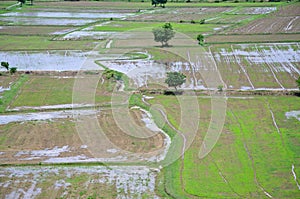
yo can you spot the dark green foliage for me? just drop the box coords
[10,67,17,74]
[1,62,9,71]
[151,0,167,8]
[197,34,204,45]
[152,23,175,47]
[18,0,26,6]
[296,76,300,90]
[103,68,122,81]
[165,72,186,90]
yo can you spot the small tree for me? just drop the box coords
[165,72,186,91]
[1,62,9,71]
[296,76,300,90]
[152,23,175,47]
[10,67,17,75]
[151,0,167,8]
[18,0,26,7]
[197,34,204,45]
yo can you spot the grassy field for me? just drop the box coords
[148,95,300,198]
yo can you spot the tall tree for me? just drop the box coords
[152,23,175,47]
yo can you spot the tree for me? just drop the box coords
[18,0,26,7]
[296,76,300,90]
[152,0,167,8]
[165,72,186,91]
[10,67,17,74]
[197,34,204,45]
[152,23,175,47]
[1,62,9,71]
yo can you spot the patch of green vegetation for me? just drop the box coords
[0,75,28,112]
[153,96,300,198]
[124,51,149,60]
[147,48,185,62]
[93,21,161,32]
[0,35,99,51]
[11,76,74,107]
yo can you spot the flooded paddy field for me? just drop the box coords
[0,17,97,26]
[1,12,135,19]
[210,43,300,89]
[0,51,101,71]
[0,166,159,199]
[0,1,299,198]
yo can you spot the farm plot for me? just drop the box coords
[0,107,168,164]
[0,12,135,19]
[8,74,123,109]
[227,16,300,34]
[210,43,300,89]
[92,20,222,39]
[0,26,75,36]
[149,95,300,198]
[206,14,254,24]
[0,166,159,199]
[127,7,232,22]
[100,48,212,90]
[206,33,300,44]
[0,17,97,26]
[230,6,277,15]
[272,2,300,16]
[0,51,101,71]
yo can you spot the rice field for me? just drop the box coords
[0,1,299,198]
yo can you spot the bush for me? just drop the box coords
[191,20,196,24]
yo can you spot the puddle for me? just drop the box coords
[0,86,10,93]
[0,166,159,199]
[234,7,276,15]
[285,110,300,121]
[0,51,100,71]
[100,60,166,87]
[1,12,135,19]
[15,146,70,159]
[63,31,116,40]
[0,17,96,26]
[0,109,98,125]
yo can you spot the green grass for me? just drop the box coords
[0,75,28,113]
[0,35,99,51]
[93,21,162,32]
[94,21,219,38]
[152,95,300,198]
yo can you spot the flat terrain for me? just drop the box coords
[0,0,299,198]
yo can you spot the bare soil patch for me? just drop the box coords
[0,26,75,36]
[227,16,300,34]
